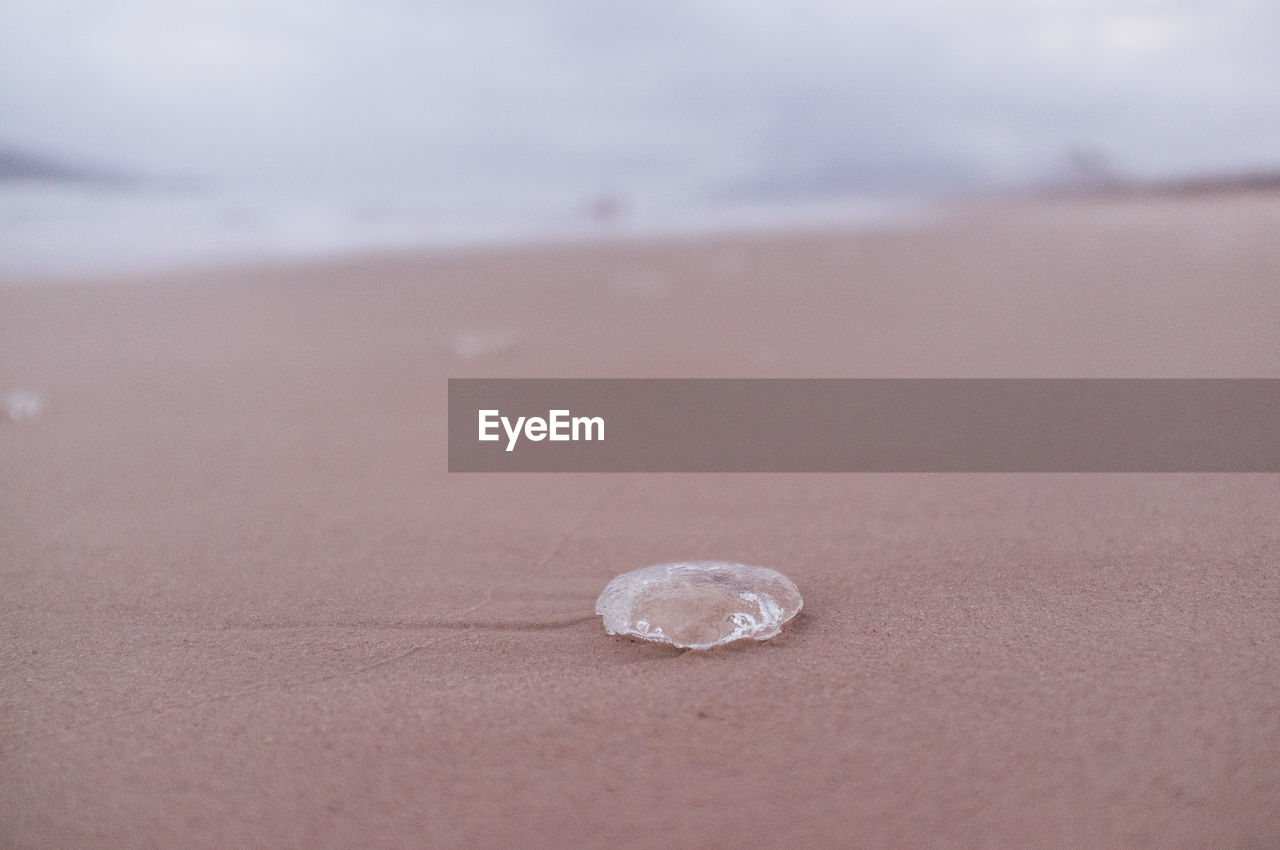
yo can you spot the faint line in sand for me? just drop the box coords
[340,497,602,677]
[71,484,614,728]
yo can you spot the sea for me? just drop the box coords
[0,181,934,282]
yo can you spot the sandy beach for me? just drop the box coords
[3,192,1280,847]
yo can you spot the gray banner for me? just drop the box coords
[448,379,1280,472]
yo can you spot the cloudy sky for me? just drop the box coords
[2,0,1277,207]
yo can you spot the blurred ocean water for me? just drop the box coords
[0,182,931,281]
[0,183,530,279]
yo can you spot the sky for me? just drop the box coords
[1,0,1277,210]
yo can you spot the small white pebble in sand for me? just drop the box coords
[3,389,45,422]
[451,329,518,361]
[596,561,803,650]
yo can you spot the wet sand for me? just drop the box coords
[3,193,1280,847]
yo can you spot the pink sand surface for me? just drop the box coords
[3,194,1279,847]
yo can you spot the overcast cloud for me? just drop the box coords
[2,1,1277,206]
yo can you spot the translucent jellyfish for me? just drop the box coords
[596,561,803,650]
